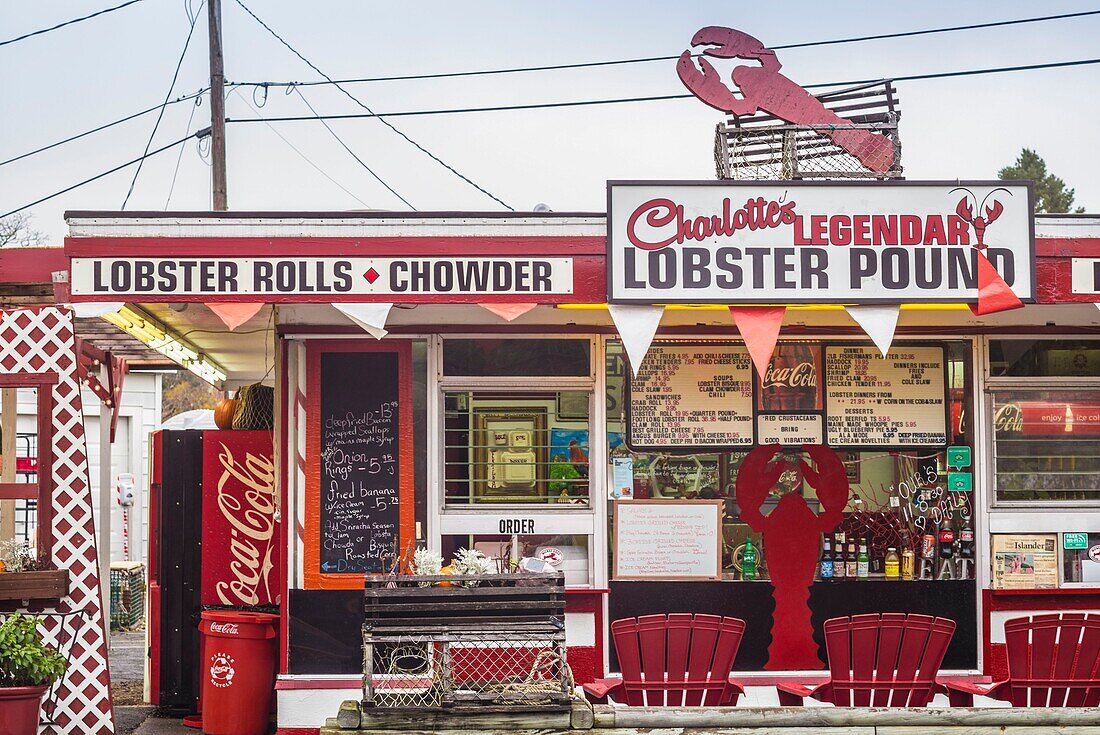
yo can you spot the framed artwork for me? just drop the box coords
[555,391,590,420]
[473,407,548,501]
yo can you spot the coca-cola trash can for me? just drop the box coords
[198,611,278,735]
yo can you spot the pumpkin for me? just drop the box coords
[214,397,238,430]
[436,565,455,587]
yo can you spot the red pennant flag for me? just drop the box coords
[969,252,1024,316]
[729,306,786,378]
[207,302,264,331]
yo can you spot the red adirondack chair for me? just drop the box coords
[777,613,956,706]
[582,613,747,706]
[945,613,1100,707]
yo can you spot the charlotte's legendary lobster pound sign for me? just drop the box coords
[607,181,1034,304]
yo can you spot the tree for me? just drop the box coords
[998,148,1085,213]
[161,371,221,421]
[0,213,47,247]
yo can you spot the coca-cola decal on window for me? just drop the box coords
[756,344,824,445]
[607,181,1034,304]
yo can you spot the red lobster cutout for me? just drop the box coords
[737,444,848,670]
[952,187,1009,250]
[677,27,896,173]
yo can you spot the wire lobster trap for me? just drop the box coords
[109,561,145,630]
[361,572,571,712]
[714,80,903,181]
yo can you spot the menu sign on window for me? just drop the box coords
[628,344,754,450]
[825,345,947,447]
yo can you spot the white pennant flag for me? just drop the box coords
[333,302,394,339]
[846,304,901,357]
[72,302,125,318]
[608,303,664,377]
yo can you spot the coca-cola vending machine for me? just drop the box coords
[148,429,279,713]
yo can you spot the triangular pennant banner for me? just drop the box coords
[729,306,786,379]
[333,302,394,339]
[608,303,664,377]
[72,302,125,319]
[479,303,538,322]
[207,302,264,331]
[846,304,901,357]
[969,252,1024,316]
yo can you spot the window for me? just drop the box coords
[443,389,591,506]
[443,339,591,377]
[992,389,1100,503]
[0,375,56,569]
[1063,532,1100,585]
[990,340,1100,378]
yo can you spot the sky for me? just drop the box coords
[1,1,1099,243]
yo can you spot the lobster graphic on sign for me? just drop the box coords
[677,26,896,173]
[737,444,848,670]
[951,186,1011,250]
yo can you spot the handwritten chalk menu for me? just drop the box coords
[825,345,947,447]
[628,344,754,449]
[613,500,723,580]
[319,351,400,574]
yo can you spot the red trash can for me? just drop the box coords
[198,611,278,735]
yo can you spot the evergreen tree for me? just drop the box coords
[998,148,1085,213]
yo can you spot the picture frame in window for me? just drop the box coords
[555,391,589,421]
[472,407,548,502]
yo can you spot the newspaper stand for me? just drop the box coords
[361,572,569,714]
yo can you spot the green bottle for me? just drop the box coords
[742,539,758,581]
[857,540,870,580]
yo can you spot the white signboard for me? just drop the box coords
[70,257,574,297]
[757,413,823,445]
[825,345,947,446]
[608,181,1034,303]
[628,343,754,449]
[613,500,723,580]
[1071,258,1100,294]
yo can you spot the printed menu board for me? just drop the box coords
[613,500,723,579]
[628,344,754,449]
[825,345,947,447]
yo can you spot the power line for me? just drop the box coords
[226,55,1100,125]
[292,87,414,209]
[122,2,204,209]
[165,98,203,208]
[1,132,203,219]
[231,0,513,210]
[0,89,207,168]
[232,8,1100,89]
[228,87,373,209]
[0,0,148,47]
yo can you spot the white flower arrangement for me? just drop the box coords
[0,539,30,573]
[451,548,494,587]
[410,548,443,587]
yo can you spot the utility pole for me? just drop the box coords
[207,0,228,210]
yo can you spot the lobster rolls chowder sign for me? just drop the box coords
[608,181,1034,303]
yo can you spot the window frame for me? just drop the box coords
[0,372,57,567]
[986,336,1100,509]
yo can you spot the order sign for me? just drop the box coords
[628,344,754,449]
[825,345,947,447]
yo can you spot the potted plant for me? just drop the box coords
[0,614,66,735]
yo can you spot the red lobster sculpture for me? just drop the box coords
[677,26,896,173]
[737,444,848,669]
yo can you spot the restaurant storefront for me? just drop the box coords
[60,194,1100,730]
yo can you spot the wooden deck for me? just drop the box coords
[324,700,1100,734]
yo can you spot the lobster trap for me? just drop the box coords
[361,572,570,712]
[109,561,145,631]
[714,80,903,181]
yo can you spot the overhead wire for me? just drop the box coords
[1,132,202,219]
[291,87,414,210]
[230,0,513,210]
[225,55,1100,125]
[122,1,205,209]
[231,8,1100,88]
[165,95,204,208]
[229,87,372,209]
[0,0,148,47]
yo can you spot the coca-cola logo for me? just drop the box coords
[209,652,235,688]
[214,442,278,606]
[995,403,1023,433]
[762,361,817,389]
[209,622,239,635]
[626,196,798,251]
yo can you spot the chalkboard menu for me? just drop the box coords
[825,345,947,447]
[628,344,754,450]
[318,351,401,575]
